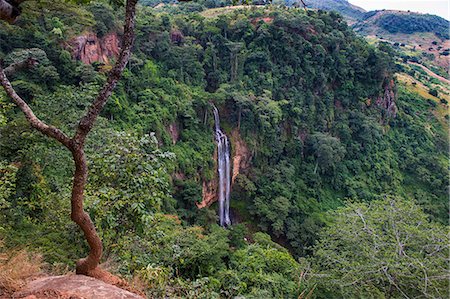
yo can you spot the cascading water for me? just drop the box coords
[212,105,231,227]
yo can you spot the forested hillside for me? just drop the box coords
[0,1,448,298]
[288,0,365,21]
[356,10,450,39]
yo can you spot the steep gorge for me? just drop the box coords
[36,5,445,259]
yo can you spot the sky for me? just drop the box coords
[349,0,450,20]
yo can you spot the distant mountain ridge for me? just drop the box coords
[354,10,450,40]
[145,0,450,37]
[289,1,449,40]
[298,1,450,39]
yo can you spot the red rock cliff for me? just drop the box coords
[69,32,120,65]
[230,129,252,185]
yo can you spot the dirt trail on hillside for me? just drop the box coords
[408,62,450,85]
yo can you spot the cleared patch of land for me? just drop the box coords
[396,73,449,123]
[200,5,254,18]
[408,62,450,85]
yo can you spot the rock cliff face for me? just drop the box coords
[197,129,252,209]
[14,275,143,299]
[198,178,218,209]
[375,79,398,119]
[167,122,179,145]
[197,149,218,209]
[230,129,252,185]
[69,32,120,65]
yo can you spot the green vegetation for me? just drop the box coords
[373,12,450,39]
[296,0,365,20]
[0,1,448,298]
[429,88,439,97]
[312,196,449,298]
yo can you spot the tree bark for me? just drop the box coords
[4,57,38,77]
[0,0,139,276]
[70,145,103,275]
[0,0,26,23]
[71,0,137,274]
[0,67,72,148]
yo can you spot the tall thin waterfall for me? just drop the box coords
[212,105,231,227]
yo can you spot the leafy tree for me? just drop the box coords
[0,4,448,297]
[375,13,450,39]
[312,196,449,298]
[86,130,174,249]
[0,161,18,211]
[86,2,118,37]
[114,214,229,297]
[226,232,303,298]
[307,132,346,174]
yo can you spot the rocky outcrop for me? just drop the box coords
[167,122,179,145]
[13,275,143,299]
[197,129,252,209]
[197,149,218,209]
[69,32,120,65]
[198,179,218,209]
[375,79,398,119]
[170,29,184,45]
[230,129,251,185]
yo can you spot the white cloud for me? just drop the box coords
[349,0,449,20]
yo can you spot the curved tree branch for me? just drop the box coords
[300,0,307,9]
[0,64,72,148]
[69,0,139,275]
[3,57,38,76]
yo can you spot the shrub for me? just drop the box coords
[429,89,439,97]
[0,244,43,296]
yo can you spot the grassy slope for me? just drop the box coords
[301,0,365,23]
[353,10,449,52]
[396,73,449,124]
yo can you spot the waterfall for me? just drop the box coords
[212,105,231,227]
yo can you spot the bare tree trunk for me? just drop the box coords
[238,106,241,130]
[0,0,139,276]
[70,145,103,275]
